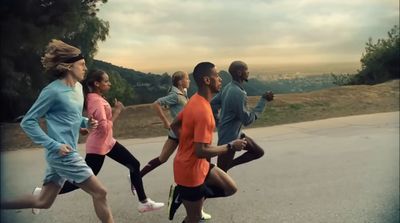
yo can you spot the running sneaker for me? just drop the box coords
[168,184,182,220]
[127,174,136,196]
[32,187,42,215]
[201,209,212,220]
[138,198,164,213]
[182,219,206,223]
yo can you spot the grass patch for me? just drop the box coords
[1,80,399,150]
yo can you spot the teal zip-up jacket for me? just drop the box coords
[211,81,267,145]
[20,79,88,160]
[156,86,188,119]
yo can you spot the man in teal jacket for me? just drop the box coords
[211,60,274,171]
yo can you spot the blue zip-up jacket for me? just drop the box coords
[156,86,188,119]
[20,79,88,160]
[211,81,267,145]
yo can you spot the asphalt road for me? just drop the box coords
[1,112,399,223]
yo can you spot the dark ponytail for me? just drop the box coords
[82,69,106,109]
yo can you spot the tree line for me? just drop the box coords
[1,0,398,122]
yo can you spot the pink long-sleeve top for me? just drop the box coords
[85,93,116,155]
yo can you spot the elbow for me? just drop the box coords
[152,101,161,109]
[242,119,253,126]
[20,117,32,130]
[243,121,253,127]
[242,115,256,126]
[20,120,26,129]
[96,122,109,134]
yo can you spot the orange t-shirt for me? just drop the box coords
[173,93,215,187]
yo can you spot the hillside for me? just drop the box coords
[92,59,337,105]
[1,80,398,150]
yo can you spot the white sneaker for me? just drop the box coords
[127,174,136,196]
[201,209,212,220]
[32,187,42,215]
[138,198,165,213]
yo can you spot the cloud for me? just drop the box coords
[95,0,399,74]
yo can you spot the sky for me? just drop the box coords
[95,0,399,76]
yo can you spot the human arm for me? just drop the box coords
[170,111,183,138]
[234,91,273,126]
[210,92,222,126]
[20,87,62,151]
[112,98,125,122]
[153,93,178,129]
[194,139,246,159]
[87,98,108,137]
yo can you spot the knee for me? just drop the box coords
[254,148,265,159]
[217,162,230,172]
[158,156,168,163]
[129,159,141,170]
[36,198,53,209]
[225,184,238,197]
[134,159,141,168]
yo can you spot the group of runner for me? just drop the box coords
[0,40,273,223]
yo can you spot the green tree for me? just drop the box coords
[356,25,400,84]
[0,0,109,121]
[105,70,135,105]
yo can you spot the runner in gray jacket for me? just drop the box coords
[211,61,274,171]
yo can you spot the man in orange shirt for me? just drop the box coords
[169,62,247,223]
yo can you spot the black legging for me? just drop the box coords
[59,141,147,201]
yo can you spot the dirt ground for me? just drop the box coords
[1,80,398,150]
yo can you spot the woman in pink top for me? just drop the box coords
[57,69,164,213]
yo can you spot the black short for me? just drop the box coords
[177,163,215,202]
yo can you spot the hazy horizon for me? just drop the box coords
[94,59,360,78]
[95,0,398,75]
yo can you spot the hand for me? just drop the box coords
[231,139,247,151]
[59,144,72,156]
[262,91,274,101]
[79,128,89,136]
[114,98,125,112]
[88,116,98,130]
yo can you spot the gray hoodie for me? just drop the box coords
[211,81,267,145]
[156,86,188,119]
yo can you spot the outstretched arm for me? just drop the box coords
[194,140,246,159]
[234,93,267,126]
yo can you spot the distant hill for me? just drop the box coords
[92,59,337,105]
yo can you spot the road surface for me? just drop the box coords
[1,112,399,223]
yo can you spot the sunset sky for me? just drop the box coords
[95,0,399,75]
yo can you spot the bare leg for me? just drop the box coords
[158,139,179,163]
[182,198,204,223]
[77,176,114,223]
[140,138,178,177]
[1,182,61,209]
[205,166,237,197]
[229,135,264,171]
